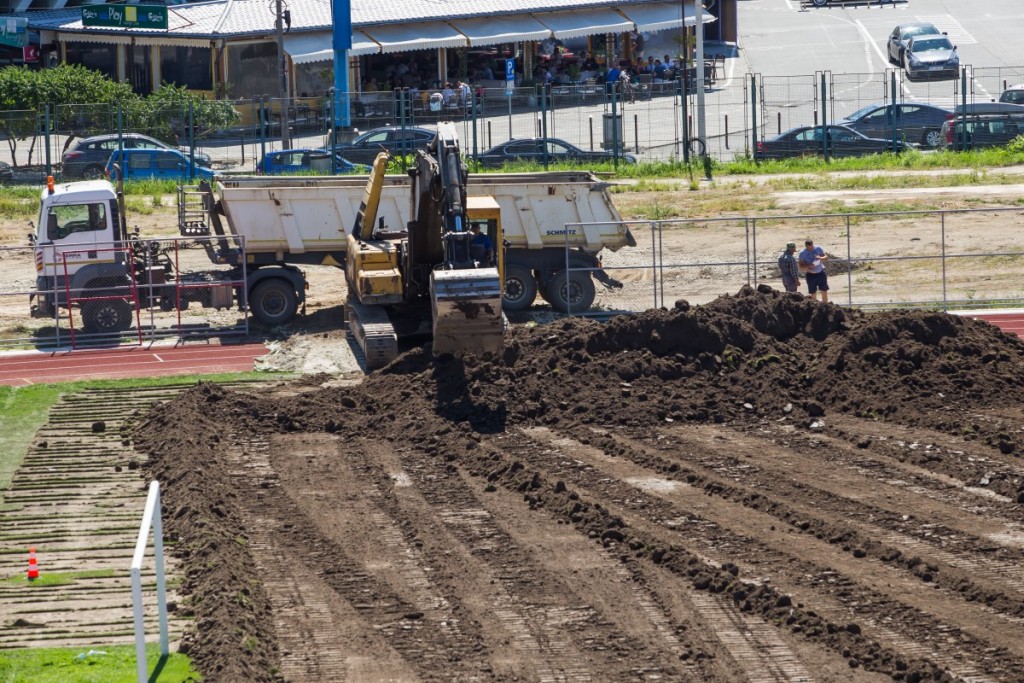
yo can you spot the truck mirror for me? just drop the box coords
[46,212,59,240]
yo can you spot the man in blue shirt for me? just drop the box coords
[798,239,829,302]
[470,224,494,265]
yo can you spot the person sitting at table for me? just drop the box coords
[653,59,668,81]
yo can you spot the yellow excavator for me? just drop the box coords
[345,122,505,369]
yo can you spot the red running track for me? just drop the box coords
[0,312,1020,386]
[0,342,268,386]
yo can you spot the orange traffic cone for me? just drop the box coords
[27,547,39,581]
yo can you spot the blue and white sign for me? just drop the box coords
[505,59,515,82]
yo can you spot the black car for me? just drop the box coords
[61,133,212,180]
[476,138,637,168]
[840,103,951,148]
[330,126,435,165]
[941,113,1024,150]
[886,22,940,65]
[902,34,959,81]
[755,124,907,160]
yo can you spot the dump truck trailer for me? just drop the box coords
[195,171,632,312]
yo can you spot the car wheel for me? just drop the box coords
[81,298,133,334]
[545,269,596,313]
[502,264,537,311]
[249,279,298,326]
[83,164,105,180]
[922,129,943,148]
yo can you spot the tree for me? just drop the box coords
[128,83,241,146]
[0,64,137,166]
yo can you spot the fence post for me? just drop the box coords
[650,222,658,310]
[188,99,195,183]
[611,82,619,169]
[890,70,898,153]
[540,85,548,169]
[820,72,829,162]
[117,102,123,156]
[846,214,853,308]
[588,115,593,151]
[960,67,968,152]
[750,74,758,162]
[329,89,337,174]
[634,114,639,154]
[750,217,758,285]
[681,78,689,163]
[259,97,267,169]
[44,104,51,178]
[724,114,729,150]
[941,211,948,311]
[471,88,478,159]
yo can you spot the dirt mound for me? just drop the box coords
[133,287,1024,682]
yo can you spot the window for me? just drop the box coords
[154,152,184,170]
[128,153,152,169]
[47,203,107,240]
[133,138,167,151]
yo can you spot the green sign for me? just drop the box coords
[0,16,28,48]
[82,5,168,30]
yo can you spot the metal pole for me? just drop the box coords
[650,222,658,310]
[611,82,619,169]
[960,67,968,152]
[44,104,51,177]
[275,0,291,148]
[634,113,639,154]
[329,89,337,174]
[188,100,195,183]
[890,70,898,153]
[695,0,706,154]
[846,214,852,307]
[750,74,757,162]
[508,89,513,141]
[259,97,267,169]
[941,211,948,310]
[820,72,828,162]
[681,78,689,163]
[540,86,548,169]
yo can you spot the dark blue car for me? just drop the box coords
[256,149,370,175]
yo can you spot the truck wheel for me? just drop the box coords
[503,264,537,311]
[81,299,133,333]
[250,279,298,326]
[546,270,596,313]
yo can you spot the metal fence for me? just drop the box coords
[566,207,1024,315]
[3,63,1021,181]
[1,235,249,351]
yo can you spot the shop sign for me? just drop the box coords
[0,17,28,48]
[82,5,168,30]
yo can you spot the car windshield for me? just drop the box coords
[913,37,953,52]
[903,24,937,39]
[845,104,881,121]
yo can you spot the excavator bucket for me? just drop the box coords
[430,268,504,358]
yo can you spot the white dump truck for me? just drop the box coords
[30,171,632,333]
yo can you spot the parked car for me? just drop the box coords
[256,148,371,175]
[840,102,951,148]
[62,133,212,180]
[329,126,435,165]
[886,22,941,65]
[0,160,11,182]
[999,84,1024,105]
[941,113,1024,150]
[755,124,907,160]
[105,148,217,181]
[476,138,637,167]
[902,34,959,81]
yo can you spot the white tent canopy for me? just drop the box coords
[618,2,716,33]
[358,21,467,54]
[533,8,634,40]
[450,15,552,46]
[284,31,380,62]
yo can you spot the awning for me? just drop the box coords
[533,8,634,40]
[284,31,379,64]
[618,3,717,33]
[450,15,551,46]
[358,21,466,54]
[59,32,210,48]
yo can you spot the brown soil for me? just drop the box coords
[132,287,1024,682]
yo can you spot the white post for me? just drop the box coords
[132,481,167,683]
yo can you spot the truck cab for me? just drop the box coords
[31,177,134,332]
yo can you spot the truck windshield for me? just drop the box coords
[47,202,107,241]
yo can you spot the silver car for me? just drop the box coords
[886,22,940,65]
[902,34,959,81]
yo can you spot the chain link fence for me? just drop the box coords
[0,236,249,351]
[565,207,1024,315]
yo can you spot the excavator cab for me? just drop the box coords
[345,123,505,368]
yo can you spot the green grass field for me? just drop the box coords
[0,644,198,683]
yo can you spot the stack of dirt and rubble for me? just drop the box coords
[133,286,1024,683]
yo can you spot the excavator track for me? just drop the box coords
[346,299,398,371]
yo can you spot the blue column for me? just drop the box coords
[332,0,352,127]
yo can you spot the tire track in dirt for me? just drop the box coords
[646,424,1024,602]
[329,435,692,681]
[515,426,1007,682]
